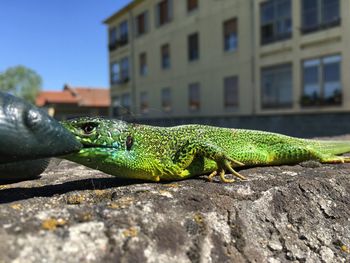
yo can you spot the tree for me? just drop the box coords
[0,66,42,103]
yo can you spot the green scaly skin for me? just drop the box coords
[62,117,350,182]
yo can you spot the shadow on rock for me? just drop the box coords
[0,177,142,204]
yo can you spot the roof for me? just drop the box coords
[36,90,77,106]
[36,85,110,108]
[103,0,145,24]
[69,87,111,107]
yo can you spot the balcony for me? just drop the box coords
[108,36,129,52]
[300,92,342,107]
[301,18,341,34]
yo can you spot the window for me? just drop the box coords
[140,91,149,114]
[108,21,128,51]
[261,64,292,109]
[302,55,342,106]
[161,88,172,112]
[121,93,131,115]
[161,44,170,69]
[109,27,118,51]
[223,18,238,52]
[301,0,340,33]
[136,11,148,36]
[188,33,199,61]
[120,57,129,83]
[156,0,173,26]
[188,83,200,111]
[224,76,239,108]
[119,20,128,45]
[260,0,291,45]
[110,58,130,85]
[112,96,120,117]
[139,53,147,76]
[110,62,120,85]
[187,0,198,13]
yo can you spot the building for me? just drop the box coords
[254,0,346,116]
[36,84,110,120]
[104,0,348,132]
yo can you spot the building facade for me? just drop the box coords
[105,0,348,122]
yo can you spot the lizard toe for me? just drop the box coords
[224,160,247,181]
[219,169,235,183]
[207,170,217,182]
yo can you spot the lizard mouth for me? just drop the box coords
[82,143,116,149]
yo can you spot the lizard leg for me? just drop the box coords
[174,140,246,183]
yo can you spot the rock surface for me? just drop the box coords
[0,150,350,262]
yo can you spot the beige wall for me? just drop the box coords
[108,0,254,119]
[107,0,349,119]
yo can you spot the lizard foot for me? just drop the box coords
[208,169,235,183]
[207,159,247,183]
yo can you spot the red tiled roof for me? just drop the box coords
[36,90,77,106]
[70,87,110,107]
[36,85,110,108]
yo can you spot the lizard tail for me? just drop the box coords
[308,140,350,155]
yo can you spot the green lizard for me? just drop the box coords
[62,117,350,183]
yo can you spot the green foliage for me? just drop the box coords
[0,65,42,103]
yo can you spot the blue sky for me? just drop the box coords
[0,0,131,91]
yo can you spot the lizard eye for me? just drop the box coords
[81,122,97,135]
[126,135,133,151]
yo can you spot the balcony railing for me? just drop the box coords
[108,36,129,52]
[261,31,292,45]
[301,18,341,34]
[300,92,342,107]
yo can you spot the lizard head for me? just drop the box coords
[61,117,132,153]
[61,117,141,174]
[62,117,159,180]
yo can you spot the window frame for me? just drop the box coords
[223,76,239,109]
[301,54,342,107]
[111,96,120,117]
[260,0,292,45]
[120,57,130,83]
[135,11,149,37]
[161,87,172,112]
[156,0,173,27]
[223,18,238,52]
[188,32,199,62]
[188,82,200,112]
[118,20,129,46]
[110,62,120,85]
[187,0,198,13]
[301,0,340,34]
[139,52,148,76]
[140,91,149,114]
[108,27,118,51]
[121,93,131,115]
[261,63,293,109]
[161,43,171,69]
